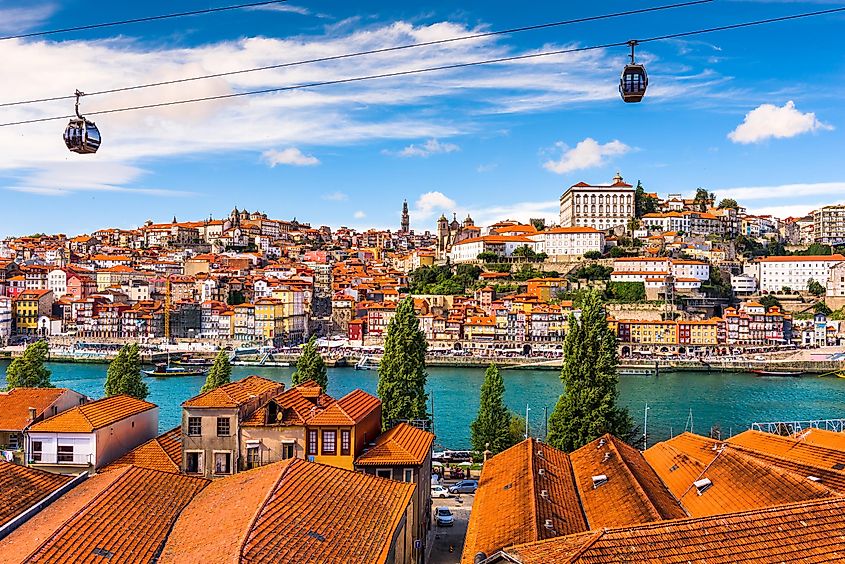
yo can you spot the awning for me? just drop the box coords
[281,439,297,444]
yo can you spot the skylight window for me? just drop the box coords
[592,474,608,488]
[693,478,713,495]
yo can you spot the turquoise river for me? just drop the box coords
[4,361,845,449]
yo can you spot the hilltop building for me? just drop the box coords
[559,172,635,231]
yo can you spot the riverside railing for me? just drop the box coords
[751,419,845,436]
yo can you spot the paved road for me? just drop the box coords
[429,494,474,564]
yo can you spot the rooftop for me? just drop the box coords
[308,389,381,427]
[0,461,72,528]
[28,395,156,434]
[356,422,435,467]
[182,375,283,409]
[103,427,183,474]
[0,387,73,432]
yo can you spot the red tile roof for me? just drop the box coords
[103,427,182,473]
[504,497,845,563]
[182,375,283,408]
[356,423,434,466]
[0,461,72,528]
[308,389,380,426]
[0,388,71,431]
[4,466,206,564]
[160,459,414,564]
[242,382,336,427]
[28,395,156,433]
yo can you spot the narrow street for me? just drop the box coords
[428,493,474,564]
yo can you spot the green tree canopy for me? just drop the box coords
[759,294,782,310]
[814,301,833,316]
[808,278,826,297]
[693,188,715,212]
[4,340,52,389]
[104,343,148,400]
[201,349,232,393]
[583,250,602,260]
[292,335,328,390]
[470,364,514,454]
[717,198,739,210]
[547,290,633,451]
[634,181,659,218]
[377,297,429,431]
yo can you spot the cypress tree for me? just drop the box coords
[470,363,513,454]
[292,335,328,390]
[547,290,633,451]
[377,296,429,431]
[201,349,232,393]
[4,340,53,389]
[104,343,149,400]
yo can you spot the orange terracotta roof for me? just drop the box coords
[0,388,72,431]
[242,382,336,427]
[308,389,380,426]
[28,395,157,433]
[0,461,72,528]
[103,427,182,473]
[462,439,588,564]
[792,428,845,451]
[356,423,434,467]
[182,375,284,408]
[504,497,845,563]
[159,459,414,564]
[728,429,845,478]
[756,254,845,262]
[569,435,686,528]
[5,466,206,564]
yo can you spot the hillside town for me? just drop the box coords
[2,175,845,360]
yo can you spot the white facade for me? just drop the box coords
[0,296,11,345]
[448,236,540,263]
[641,213,689,234]
[755,255,845,293]
[559,173,635,231]
[732,273,758,295]
[814,206,845,246]
[528,227,604,257]
[826,262,845,298]
[612,258,709,281]
[47,269,69,297]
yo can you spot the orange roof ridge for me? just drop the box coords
[606,436,673,522]
[237,459,298,561]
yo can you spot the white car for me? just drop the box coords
[431,485,451,498]
[435,506,454,527]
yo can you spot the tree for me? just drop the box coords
[606,281,646,303]
[227,290,246,306]
[5,341,53,389]
[808,278,825,297]
[814,301,833,316]
[547,290,633,451]
[693,187,715,212]
[201,349,232,393]
[509,413,529,445]
[104,343,148,400]
[634,181,658,218]
[377,297,429,430]
[717,198,739,210]
[609,246,626,258]
[292,335,328,390]
[759,295,782,310]
[470,364,514,454]
[583,250,602,260]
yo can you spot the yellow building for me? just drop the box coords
[306,389,382,470]
[14,289,54,334]
[254,298,285,340]
[621,320,678,345]
[464,316,497,341]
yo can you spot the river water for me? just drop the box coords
[3,361,845,449]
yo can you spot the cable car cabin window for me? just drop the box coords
[64,118,101,154]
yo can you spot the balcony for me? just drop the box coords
[30,452,93,466]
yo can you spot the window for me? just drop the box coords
[186,451,203,474]
[214,451,232,474]
[282,442,295,460]
[8,434,18,450]
[307,430,318,456]
[341,430,351,456]
[403,468,414,482]
[188,417,202,436]
[246,446,260,468]
[376,468,393,479]
[322,430,337,455]
[216,417,231,437]
[31,440,42,462]
[57,444,74,463]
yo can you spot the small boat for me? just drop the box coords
[143,363,208,377]
[172,355,213,367]
[354,355,379,371]
[618,368,654,376]
[233,346,261,356]
[750,369,803,378]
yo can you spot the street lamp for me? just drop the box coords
[525,403,531,440]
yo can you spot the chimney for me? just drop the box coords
[28,407,37,422]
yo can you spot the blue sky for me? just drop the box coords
[0,0,843,237]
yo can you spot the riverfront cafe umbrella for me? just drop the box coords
[457,462,472,467]
[432,461,443,467]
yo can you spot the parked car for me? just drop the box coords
[448,479,478,494]
[435,506,454,527]
[431,485,451,498]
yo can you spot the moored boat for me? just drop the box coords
[750,369,803,378]
[143,362,208,377]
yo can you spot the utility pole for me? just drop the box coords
[525,403,531,439]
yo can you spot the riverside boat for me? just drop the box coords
[172,355,213,367]
[143,363,208,377]
[354,355,379,370]
[750,369,804,378]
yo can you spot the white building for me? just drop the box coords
[559,173,635,231]
[753,255,845,293]
[0,296,12,345]
[528,227,604,258]
[47,269,69,298]
[448,235,541,263]
[612,258,710,281]
[826,262,845,298]
[26,395,158,475]
[731,273,758,296]
[814,205,845,246]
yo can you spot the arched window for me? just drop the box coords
[599,205,604,214]
[591,205,596,214]
[576,205,581,214]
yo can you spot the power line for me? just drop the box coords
[0,0,292,42]
[0,0,714,109]
[2,5,843,128]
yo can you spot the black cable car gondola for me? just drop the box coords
[619,40,648,103]
[64,90,101,154]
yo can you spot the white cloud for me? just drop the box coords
[321,191,348,201]
[413,191,456,220]
[0,4,56,34]
[715,181,845,201]
[353,210,366,219]
[249,3,310,15]
[262,148,320,167]
[543,138,631,175]
[476,163,497,173]
[388,138,460,158]
[728,101,833,144]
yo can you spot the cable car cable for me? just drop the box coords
[0,0,293,42]
[0,0,715,108]
[2,4,844,128]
